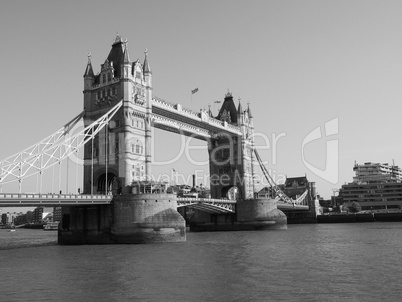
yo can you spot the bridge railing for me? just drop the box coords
[0,193,112,200]
[0,193,113,206]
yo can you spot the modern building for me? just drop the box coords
[340,162,402,211]
[32,207,44,223]
[53,207,62,222]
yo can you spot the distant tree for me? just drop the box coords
[349,202,361,213]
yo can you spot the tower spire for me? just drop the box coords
[237,97,243,115]
[143,48,152,74]
[247,102,253,118]
[83,53,94,77]
[123,39,131,64]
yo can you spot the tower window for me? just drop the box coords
[107,73,112,82]
[102,74,106,83]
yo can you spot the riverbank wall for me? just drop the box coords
[317,212,402,223]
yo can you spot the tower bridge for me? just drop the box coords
[0,35,317,243]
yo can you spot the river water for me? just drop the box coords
[1,223,402,301]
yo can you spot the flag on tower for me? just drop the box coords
[191,88,199,94]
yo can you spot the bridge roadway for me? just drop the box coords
[0,193,113,207]
[0,194,309,213]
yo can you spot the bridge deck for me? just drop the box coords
[0,193,113,206]
[0,194,309,212]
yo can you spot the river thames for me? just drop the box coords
[1,222,402,301]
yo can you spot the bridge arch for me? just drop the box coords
[97,172,120,194]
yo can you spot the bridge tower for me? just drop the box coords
[208,92,256,200]
[82,35,152,194]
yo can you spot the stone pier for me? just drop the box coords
[189,198,287,231]
[58,193,186,244]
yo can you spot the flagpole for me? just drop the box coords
[190,88,198,107]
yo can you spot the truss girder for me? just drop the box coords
[0,101,123,185]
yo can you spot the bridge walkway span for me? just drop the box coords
[0,193,112,207]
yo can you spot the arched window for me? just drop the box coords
[102,74,106,83]
[107,73,112,82]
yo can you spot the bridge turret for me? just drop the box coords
[83,53,95,109]
[121,40,132,81]
[143,49,153,180]
[247,104,253,120]
[83,53,95,87]
[82,36,152,194]
[237,99,244,125]
[143,48,152,87]
[247,103,256,196]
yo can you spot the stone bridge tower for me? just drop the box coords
[208,92,256,200]
[82,35,152,194]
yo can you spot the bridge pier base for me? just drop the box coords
[111,193,185,243]
[189,198,287,231]
[236,198,287,230]
[58,193,186,244]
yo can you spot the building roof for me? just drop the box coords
[106,35,125,78]
[285,176,308,188]
[216,92,238,124]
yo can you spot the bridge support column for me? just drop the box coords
[188,198,287,232]
[236,198,287,230]
[111,193,185,243]
[58,193,186,244]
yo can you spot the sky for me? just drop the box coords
[1,0,402,214]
